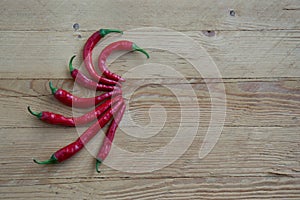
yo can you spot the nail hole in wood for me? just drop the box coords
[202,30,215,37]
[73,23,79,31]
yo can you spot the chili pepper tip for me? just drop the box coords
[99,29,123,37]
[27,106,42,119]
[96,159,102,173]
[49,81,58,95]
[69,55,76,72]
[132,43,150,59]
[33,155,58,164]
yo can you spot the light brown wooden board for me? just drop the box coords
[0,0,300,199]
[1,177,300,199]
[0,127,299,182]
[0,0,299,31]
[0,79,299,128]
[0,30,299,79]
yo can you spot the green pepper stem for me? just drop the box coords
[69,55,76,72]
[132,43,150,58]
[33,155,58,164]
[49,81,58,95]
[27,106,42,119]
[99,29,123,37]
[96,159,102,173]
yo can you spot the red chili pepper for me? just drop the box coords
[83,29,123,84]
[27,107,75,126]
[98,40,149,82]
[95,103,126,173]
[27,96,121,126]
[49,81,121,108]
[69,55,121,89]
[33,99,124,164]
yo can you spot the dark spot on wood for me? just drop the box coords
[73,23,79,31]
[77,34,82,38]
[283,8,300,11]
[230,9,235,16]
[202,30,216,37]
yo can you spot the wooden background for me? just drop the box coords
[0,0,299,199]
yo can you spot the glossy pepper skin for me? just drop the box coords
[83,29,122,85]
[27,106,75,126]
[98,40,150,82]
[49,81,121,108]
[33,99,124,164]
[96,103,126,173]
[69,56,121,90]
[27,96,121,126]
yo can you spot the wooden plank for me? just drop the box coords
[0,79,299,128]
[0,0,299,31]
[1,78,300,97]
[1,1,299,199]
[0,127,299,182]
[0,30,299,79]
[0,177,299,199]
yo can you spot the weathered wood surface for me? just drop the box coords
[1,30,299,79]
[1,0,300,31]
[1,125,300,177]
[0,79,299,128]
[0,0,299,199]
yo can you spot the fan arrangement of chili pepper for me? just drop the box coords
[27,29,149,173]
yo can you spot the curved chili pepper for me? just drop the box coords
[98,40,150,82]
[69,56,121,90]
[96,103,126,173]
[27,106,75,126]
[33,99,124,164]
[49,81,121,108]
[27,96,121,126]
[83,29,123,84]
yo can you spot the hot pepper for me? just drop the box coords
[33,99,124,164]
[98,40,149,82]
[83,29,123,84]
[96,103,126,173]
[27,95,121,126]
[49,81,121,108]
[69,55,121,89]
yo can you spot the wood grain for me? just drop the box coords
[1,79,299,128]
[0,0,299,199]
[0,127,299,182]
[1,177,300,199]
[0,30,299,79]
[0,0,299,31]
